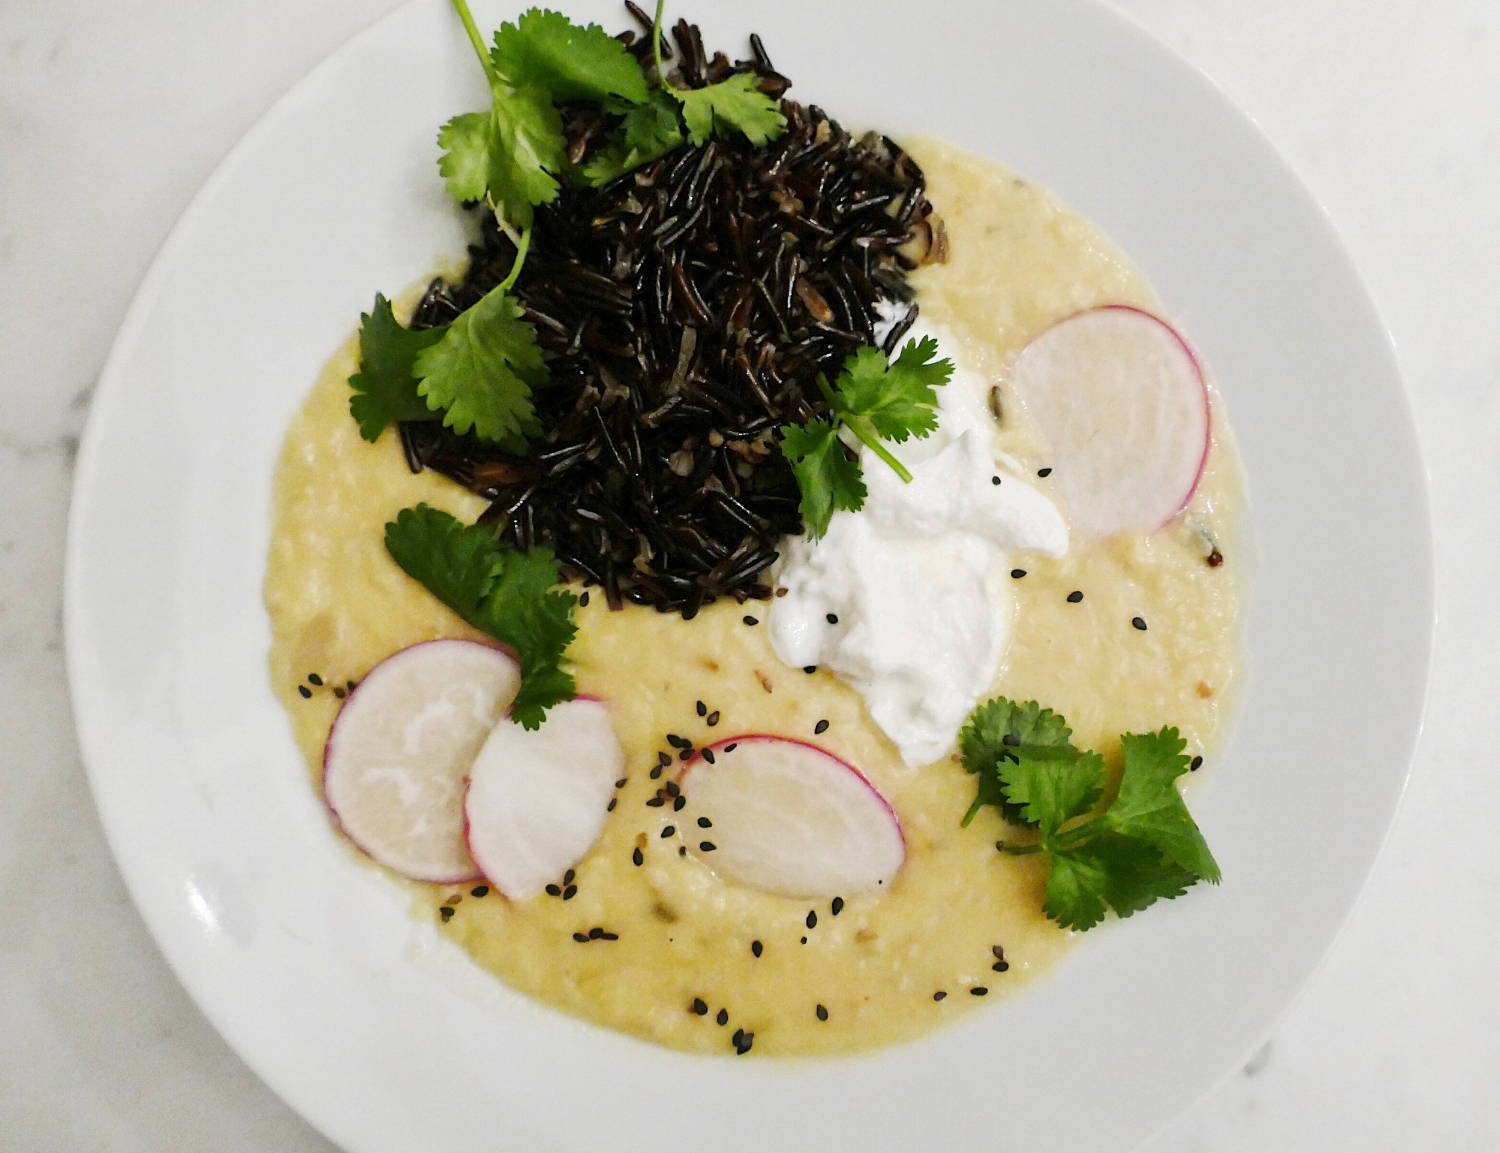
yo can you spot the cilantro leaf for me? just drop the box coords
[436,79,565,228]
[414,281,547,449]
[958,697,1074,827]
[964,699,1221,931]
[777,417,866,537]
[580,91,684,187]
[348,295,447,442]
[997,745,1105,836]
[384,504,576,728]
[671,73,786,147]
[383,505,505,631]
[491,8,649,105]
[833,336,952,443]
[1100,728,1221,883]
[1045,834,1199,931]
[479,545,578,730]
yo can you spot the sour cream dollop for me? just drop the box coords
[768,321,1068,767]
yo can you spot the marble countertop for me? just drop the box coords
[2,0,1494,1148]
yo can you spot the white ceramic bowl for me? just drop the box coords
[65,1,1433,1150]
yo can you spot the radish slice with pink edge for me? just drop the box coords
[1011,304,1210,536]
[464,697,624,900]
[678,737,904,899]
[322,639,519,883]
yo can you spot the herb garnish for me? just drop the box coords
[960,696,1220,931]
[385,505,577,729]
[779,336,954,537]
[351,0,788,450]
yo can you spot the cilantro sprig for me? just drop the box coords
[385,505,577,729]
[961,697,1220,931]
[351,2,789,446]
[778,336,954,536]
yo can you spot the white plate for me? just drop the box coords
[64,0,1433,1150]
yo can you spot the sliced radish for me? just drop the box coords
[1011,304,1210,536]
[464,697,624,900]
[323,639,520,883]
[679,737,904,899]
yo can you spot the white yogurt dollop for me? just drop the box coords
[768,320,1068,767]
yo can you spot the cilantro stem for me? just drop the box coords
[845,415,915,483]
[651,0,667,87]
[449,0,497,84]
[811,372,916,485]
[1004,843,1044,856]
[499,225,532,292]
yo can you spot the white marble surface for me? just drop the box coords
[1,0,1495,1148]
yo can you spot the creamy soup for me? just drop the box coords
[265,138,1243,1056]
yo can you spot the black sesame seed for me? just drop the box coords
[333,687,346,699]
[607,797,616,811]
[698,816,712,828]
[1132,616,1148,631]
[674,795,686,812]
[743,615,759,626]
[826,613,839,624]
[650,765,663,779]
[666,734,687,749]
[751,940,763,957]
[564,869,575,885]
[717,1008,729,1026]
[658,751,672,768]
[992,961,1010,972]
[933,991,947,1002]
[1067,590,1084,603]
[562,885,577,900]
[601,931,618,941]
[693,998,708,1015]
[665,781,680,797]
[723,743,737,753]
[991,945,1006,961]
[702,747,716,764]
[297,685,312,699]
[737,1032,754,1054]
[470,885,489,898]
[806,910,818,929]
[573,932,589,942]
[696,700,707,717]
[803,665,817,674]
[971,987,988,996]
[307,673,323,686]
[546,883,562,897]
[346,680,357,692]
[632,847,644,866]
[579,591,589,607]
[800,937,807,944]
[814,719,829,735]
[1190,755,1204,771]
[1010,569,1027,579]
[678,845,686,856]
[439,906,454,922]
[646,796,665,807]
[589,926,604,939]
[816,1004,829,1021]
[732,1027,744,1046]
[1038,467,1052,477]
[678,748,693,761]
[700,841,716,852]
[706,711,720,726]
[991,475,1001,486]
[617,777,629,788]
[831,896,844,916]
[662,826,676,838]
